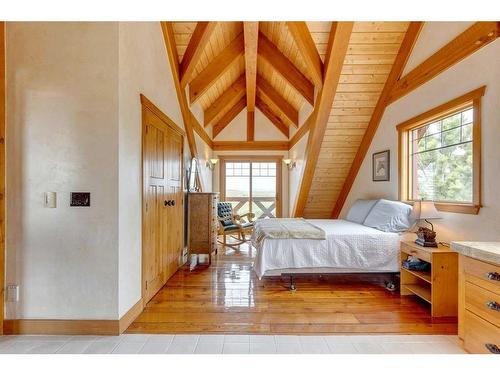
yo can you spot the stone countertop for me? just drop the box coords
[451,241,500,265]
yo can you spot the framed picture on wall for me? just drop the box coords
[372,150,390,182]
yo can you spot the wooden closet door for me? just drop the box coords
[164,127,183,280]
[142,109,169,303]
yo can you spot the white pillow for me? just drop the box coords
[363,199,414,232]
[345,199,379,224]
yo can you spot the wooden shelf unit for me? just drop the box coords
[400,241,458,317]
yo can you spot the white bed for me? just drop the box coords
[252,219,402,279]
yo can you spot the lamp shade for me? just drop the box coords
[414,200,442,220]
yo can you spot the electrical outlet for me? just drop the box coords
[7,284,19,302]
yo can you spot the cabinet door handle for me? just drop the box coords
[164,200,172,206]
[485,343,500,354]
[486,272,500,281]
[171,200,176,206]
[486,301,500,311]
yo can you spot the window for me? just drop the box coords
[398,86,484,214]
[220,157,282,218]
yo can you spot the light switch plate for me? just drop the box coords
[7,284,19,302]
[44,192,57,208]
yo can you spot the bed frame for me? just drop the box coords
[279,271,399,291]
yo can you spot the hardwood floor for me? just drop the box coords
[127,242,457,335]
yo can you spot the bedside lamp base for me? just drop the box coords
[415,226,438,248]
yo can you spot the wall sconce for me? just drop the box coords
[206,158,218,170]
[283,159,296,170]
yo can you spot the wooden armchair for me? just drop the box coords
[217,202,255,250]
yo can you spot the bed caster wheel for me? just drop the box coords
[385,280,396,292]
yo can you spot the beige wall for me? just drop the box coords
[342,33,500,242]
[5,21,203,320]
[6,22,120,319]
[288,132,308,216]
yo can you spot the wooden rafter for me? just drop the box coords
[191,112,213,148]
[204,74,245,127]
[331,22,424,218]
[212,96,246,138]
[387,22,499,104]
[179,22,217,88]
[289,114,312,149]
[292,22,354,217]
[243,22,259,111]
[257,75,298,127]
[213,141,288,151]
[247,111,255,141]
[160,21,205,191]
[256,95,289,138]
[286,22,323,87]
[189,33,244,104]
[258,32,315,106]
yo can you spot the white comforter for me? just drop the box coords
[251,219,401,278]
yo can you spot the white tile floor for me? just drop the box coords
[0,334,466,354]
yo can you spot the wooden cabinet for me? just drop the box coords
[400,241,458,317]
[188,192,219,264]
[458,255,500,354]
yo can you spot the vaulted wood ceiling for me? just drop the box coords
[164,21,499,218]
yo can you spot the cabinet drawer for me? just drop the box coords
[464,310,500,354]
[465,282,500,328]
[400,242,431,262]
[463,256,500,293]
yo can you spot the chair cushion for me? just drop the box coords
[222,222,254,232]
[218,202,234,226]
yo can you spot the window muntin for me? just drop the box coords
[409,107,474,203]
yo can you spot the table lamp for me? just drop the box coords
[414,200,442,247]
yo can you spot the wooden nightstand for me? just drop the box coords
[400,241,458,317]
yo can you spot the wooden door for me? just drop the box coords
[164,127,183,280]
[143,109,169,302]
[141,96,185,304]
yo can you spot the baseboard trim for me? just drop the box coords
[3,298,144,336]
[119,298,144,334]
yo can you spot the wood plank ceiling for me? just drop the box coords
[170,21,415,218]
[303,22,411,218]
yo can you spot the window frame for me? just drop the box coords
[397,86,485,215]
[219,155,283,218]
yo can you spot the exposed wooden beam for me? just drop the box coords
[387,22,498,104]
[288,114,312,149]
[244,22,259,111]
[190,112,213,148]
[189,33,244,104]
[257,75,298,127]
[286,22,323,87]
[161,22,204,192]
[179,22,217,88]
[204,74,245,127]
[258,32,315,106]
[256,96,289,138]
[247,110,255,141]
[331,22,424,218]
[292,22,354,218]
[212,96,246,138]
[213,141,289,151]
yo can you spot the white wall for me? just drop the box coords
[342,37,500,242]
[117,22,188,317]
[213,108,288,141]
[6,22,120,319]
[5,22,205,321]
[288,132,308,216]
